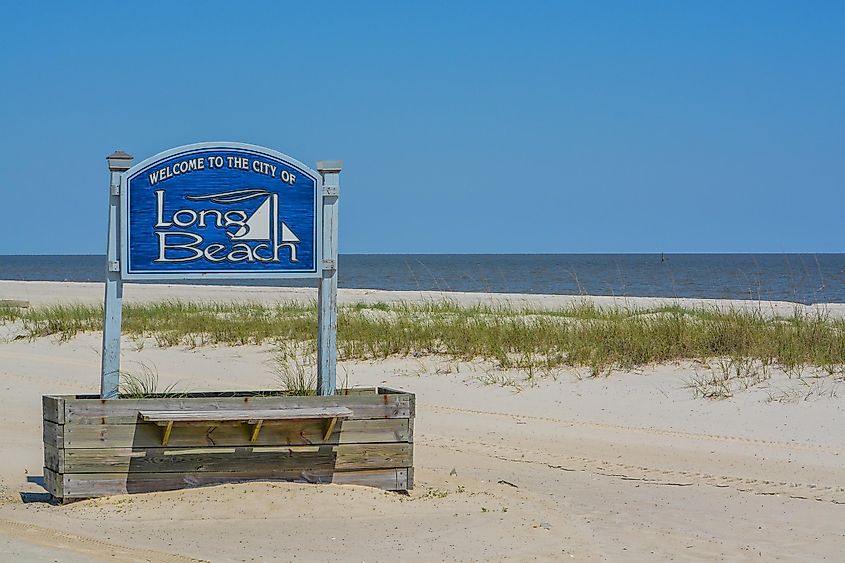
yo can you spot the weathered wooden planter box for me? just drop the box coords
[42,387,414,502]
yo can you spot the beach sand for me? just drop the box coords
[0,281,843,561]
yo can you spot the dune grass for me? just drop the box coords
[119,362,184,399]
[272,348,318,396]
[4,300,845,382]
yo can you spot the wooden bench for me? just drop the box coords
[139,406,354,446]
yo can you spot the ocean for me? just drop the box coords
[1,254,843,305]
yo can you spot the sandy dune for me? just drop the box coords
[0,282,843,561]
[3,279,845,317]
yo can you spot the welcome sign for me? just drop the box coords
[121,143,322,279]
[99,142,340,399]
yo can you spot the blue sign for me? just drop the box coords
[121,143,322,280]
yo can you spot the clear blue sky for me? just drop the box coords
[1,1,843,254]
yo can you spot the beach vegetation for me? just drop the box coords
[5,300,845,393]
[0,304,22,322]
[119,362,183,399]
[272,349,317,396]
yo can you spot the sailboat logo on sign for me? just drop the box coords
[152,188,301,264]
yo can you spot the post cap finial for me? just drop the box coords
[107,150,134,171]
[317,160,343,173]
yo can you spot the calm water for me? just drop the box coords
[1,254,843,304]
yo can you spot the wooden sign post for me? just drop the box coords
[316,161,341,397]
[101,151,134,399]
[99,143,341,399]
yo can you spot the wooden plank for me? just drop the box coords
[336,387,378,396]
[333,467,409,490]
[63,388,383,399]
[249,420,263,443]
[0,299,29,308]
[63,394,411,424]
[379,387,416,417]
[58,443,412,474]
[139,406,353,423]
[43,420,63,449]
[44,445,63,473]
[42,396,65,424]
[44,467,63,498]
[60,418,411,449]
[378,386,412,396]
[160,421,173,446]
[57,467,410,498]
[323,417,338,441]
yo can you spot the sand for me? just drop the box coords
[0,281,843,561]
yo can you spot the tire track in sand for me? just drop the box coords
[0,518,205,562]
[419,435,845,504]
[425,403,845,455]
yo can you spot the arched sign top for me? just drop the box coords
[120,142,323,280]
[124,142,322,183]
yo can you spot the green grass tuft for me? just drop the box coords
[119,362,183,398]
[272,349,317,396]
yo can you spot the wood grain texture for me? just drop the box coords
[55,468,410,497]
[42,396,64,424]
[337,387,378,396]
[55,418,411,449]
[50,443,412,474]
[139,406,353,423]
[44,466,63,498]
[379,387,416,417]
[62,393,411,424]
[43,420,63,449]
